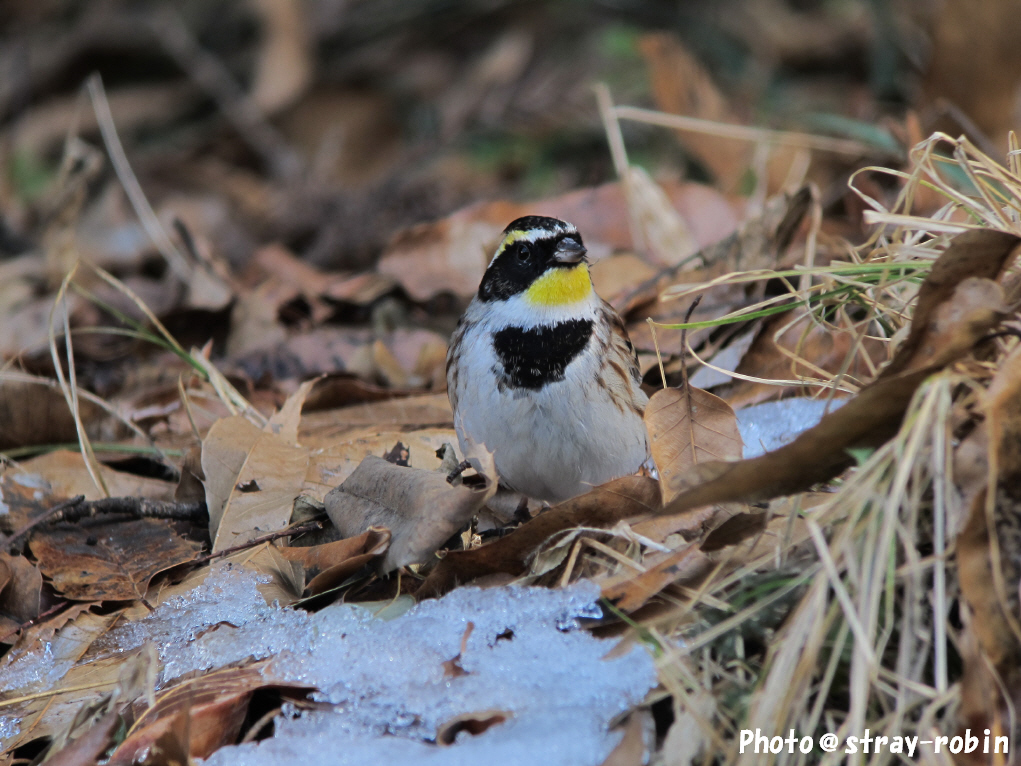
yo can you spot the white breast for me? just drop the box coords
[449,297,649,503]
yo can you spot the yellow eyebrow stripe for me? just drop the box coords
[495,229,528,258]
[523,264,592,307]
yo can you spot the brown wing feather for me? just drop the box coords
[445,318,466,415]
[598,299,646,417]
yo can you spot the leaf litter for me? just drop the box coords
[3,4,1021,763]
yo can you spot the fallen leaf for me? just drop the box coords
[645,386,742,504]
[108,663,313,765]
[0,469,54,536]
[639,32,800,193]
[589,254,659,306]
[598,711,649,766]
[0,553,43,626]
[13,450,177,502]
[265,377,319,446]
[601,544,712,612]
[724,307,887,409]
[41,709,121,766]
[302,427,455,502]
[0,379,101,452]
[623,187,811,355]
[30,519,202,601]
[325,454,496,572]
[922,0,1021,145]
[277,528,391,595]
[880,230,1021,378]
[417,476,661,599]
[700,510,769,552]
[299,394,453,436]
[201,415,309,552]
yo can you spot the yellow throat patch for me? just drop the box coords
[523,264,592,307]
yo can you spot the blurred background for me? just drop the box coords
[1,0,1020,434]
[3,0,1019,267]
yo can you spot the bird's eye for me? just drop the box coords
[517,243,532,262]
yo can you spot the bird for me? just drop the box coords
[446,215,650,504]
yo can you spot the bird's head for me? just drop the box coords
[478,216,591,307]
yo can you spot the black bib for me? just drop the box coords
[492,319,593,390]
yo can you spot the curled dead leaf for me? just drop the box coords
[0,552,43,628]
[277,528,392,595]
[325,455,496,572]
[108,664,313,765]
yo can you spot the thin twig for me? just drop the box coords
[54,497,208,525]
[3,495,85,549]
[192,519,326,565]
[0,600,69,644]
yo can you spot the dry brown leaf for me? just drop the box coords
[624,187,810,356]
[299,394,453,436]
[645,386,742,504]
[700,510,769,552]
[629,502,720,545]
[42,709,122,766]
[302,427,455,502]
[30,519,202,602]
[266,377,319,447]
[418,476,661,599]
[922,0,1021,144]
[13,451,177,502]
[201,415,309,552]
[725,307,887,409]
[589,254,660,306]
[0,553,43,626]
[882,231,1021,378]
[226,281,292,359]
[325,454,496,572]
[0,380,104,452]
[601,544,712,612]
[598,712,650,766]
[656,229,1019,518]
[108,663,313,765]
[638,32,800,194]
[277,528,391,595]
[0,470,54,537]
[638,33,747,191]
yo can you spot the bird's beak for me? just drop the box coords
[553,237,587,264]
